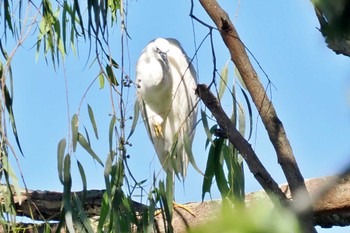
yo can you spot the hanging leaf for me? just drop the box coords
[201,109,214,147]
[57,138,66,184]
[72,114,79,152]
[108,115,116,155]
[213,139,230,199]
[184,133,203,176]
[98,72,105,89]
[240,87,253,140]
[87,104,99,139]
[218,60,229,101]
[4,85,23,155]
[202,142,216,201]
[107,55,119,68]
[234,65,247,90]
[105,64,118,86]
[126,102,139,140]
[78,133,103,166]
[77,161,87,202]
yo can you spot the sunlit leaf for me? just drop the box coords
[234,65,247,90]
[87,104,99,139]
[98,72,105,89]
[240,87,253,140]
[78,133,103,166]
[218,60,229,100]
[237,101,246,137]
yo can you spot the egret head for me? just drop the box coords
[153,38,170,69]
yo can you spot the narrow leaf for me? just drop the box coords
[105,64,118,86]
[77,161,87,202]
[98,72,105,89]
[4,85,23,155]
[57,138,66,184]
[201,110,213,147]
[202,143,216,201]
[78,133,103,166]
[87,104,99,139]
[218,60,229,100]
[234,65,247,90]
[126,102,139,140]
[184,134,203,175]
[240,87,253,140]
[71,114,79,152]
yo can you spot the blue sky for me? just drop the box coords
[4,0,350,232]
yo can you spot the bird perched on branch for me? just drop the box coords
[136,38,198,209]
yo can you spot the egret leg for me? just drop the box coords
[173,201,196,217]
[154,202,195,217]
[154,124,164,138]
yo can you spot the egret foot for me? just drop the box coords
[154,124,164,138]
[173,201,195,217]
[154,202,195,217]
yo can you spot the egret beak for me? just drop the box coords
[159,51,169,70]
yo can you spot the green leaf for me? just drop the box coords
[71,114,79,152]
[4,85,23,155]
[107,55,119,68]
[98,72,105,89]
[184,134,203,176]
[201,110,213,147]
[218,60,229,101]
[62,153,75,233]
[57,138,66,184]
[73,194,94,233]
[213,138,230,199]
[77,161,87,202]
[77,133,103,166]
[105,64,118,86]
[109,115,116,155]
[202,143,216,201]
[87,104,99,139]
[126,102,139,140]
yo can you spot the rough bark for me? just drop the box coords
[4,176,350,232]
[197,0,315,232]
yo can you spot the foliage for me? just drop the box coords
[311,0,350,56]
[190,201,301,233]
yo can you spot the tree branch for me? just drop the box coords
[197,0,314,232]
[6,176,350,232]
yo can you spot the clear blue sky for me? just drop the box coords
[4,0,349,232]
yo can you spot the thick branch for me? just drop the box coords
[197,0,314,232]
[7,176,350,232]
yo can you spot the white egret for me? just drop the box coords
[136,38,198,210]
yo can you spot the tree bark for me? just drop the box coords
[5,176,350,232]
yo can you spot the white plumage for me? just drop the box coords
[136,38,198,179]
